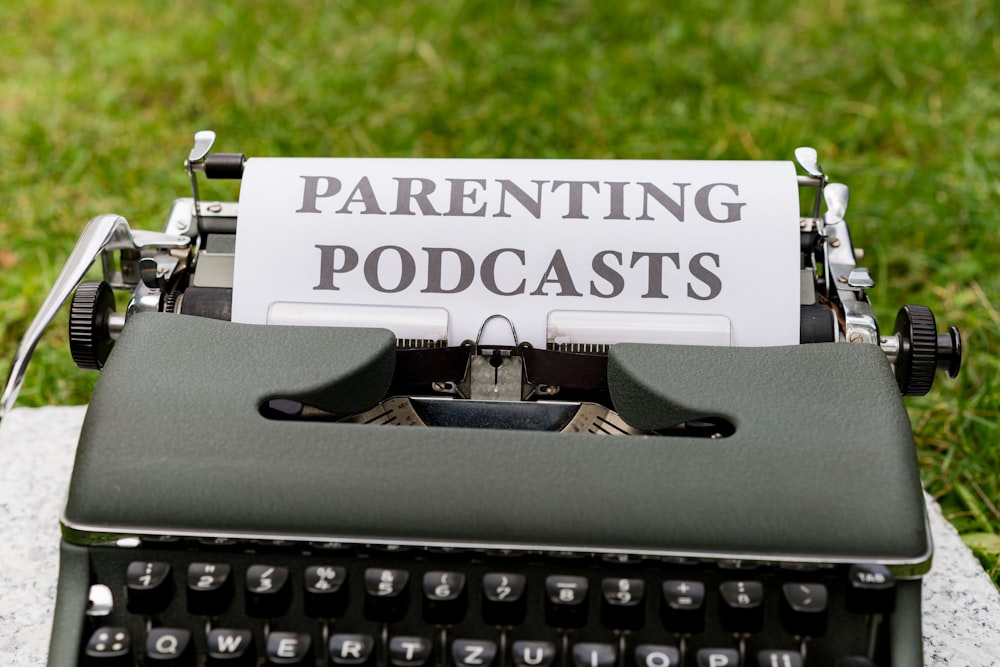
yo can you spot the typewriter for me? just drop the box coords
[0,134,963,667]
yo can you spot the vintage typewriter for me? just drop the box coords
[0,134,963,667]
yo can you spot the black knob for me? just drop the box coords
[892,305,961,396]
[69,280,116,370]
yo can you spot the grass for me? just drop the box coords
[1,0,998,579]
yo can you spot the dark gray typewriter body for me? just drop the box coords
[0,138,962,667]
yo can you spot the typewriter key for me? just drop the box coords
[544,575,589,628]
[364,568,411,622]
[600,577,645,629]
[245,565,291,618]
[329,634,376,666]
[571,643,616,667]
[834,657,878,667]
[846,564,895,614]
[304,565,348,618]
[511,641,557,667]
[660,580,705,634]
[125,561,172,614]
[206,629,255,666]
[145,628,193,664]
[84,627,131,665]
[388,636,433,667]
[779,583,828,638]
[422,570,467,624]
[265,631,313,665]
[756,650,803,667]
[695,648,739,667]
[452,639,498,667]
[186,562,233,616]
[634,645,680,667]
[482,572,527,626]
[718,580,765,633]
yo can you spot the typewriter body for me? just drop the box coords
[0,135,963,667]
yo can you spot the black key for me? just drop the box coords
[206,629,255,665]
[757,650,803,667]
[660,580,705,633]
[600,577,645,630]
[719,580,765,633]
[635,645,681,667]
[511,641,557,667]
[779,583,828,638]
[778,563,820,573]
[146,627,194,665]
[388,636,433,667]
[187,562,233,616]
[246,565,291,618]
[84,627,131,665]
[329,634,376,666]
[304,565,348,618]
[718,560,759,571]
[125,561,172,614]
[602,553,645,565]
[835,657,878,667]
[571,643,616,667]
[846,564,895,614]
[423,571,467,624]
[482,573,527,626]
[452,639,498,667]
[545,575,589,628]
[696,648,739,667]
[265,631,313,665]
[364,568,410,622]
[200,537,240,548]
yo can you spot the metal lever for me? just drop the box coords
[185,130,216,232]
[823,182,849,223]
[0,215,189,423]
[794,146,827,218]
[188,130,216,165]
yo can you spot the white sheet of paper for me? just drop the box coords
[232,158,800,347]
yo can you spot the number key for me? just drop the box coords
[186,563,232,616]
[719,581,764,633]
[245,565,291,618]
[304,565,348,618]
[364,568,410,622]
[422,571,467,624]
[545,575,588,628]
[126,561,172,614]
[600,577,645,629]
[482,573,527,626]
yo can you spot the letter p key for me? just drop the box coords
[695,649,739,667]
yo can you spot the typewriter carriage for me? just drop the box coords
[0,133,962,426]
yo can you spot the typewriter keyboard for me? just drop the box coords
[76,541,899,667]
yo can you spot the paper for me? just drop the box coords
[232,158,800,347]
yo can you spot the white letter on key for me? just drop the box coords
[464,645,485,665]
[341,640,362,659]
[277,638,298,658]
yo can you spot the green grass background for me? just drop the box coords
[1,1,998,579]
